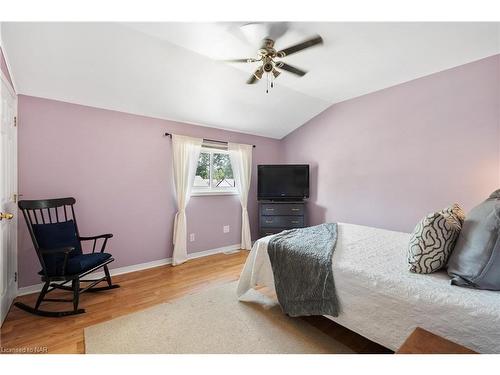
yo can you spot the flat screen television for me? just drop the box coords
[258,164,309,200]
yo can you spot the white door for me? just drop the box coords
[0,72,17,325]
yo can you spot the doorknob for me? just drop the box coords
[0,212,14,220]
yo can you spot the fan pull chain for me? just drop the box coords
[265,72,276,93]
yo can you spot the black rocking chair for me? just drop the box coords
[15,197,119,317]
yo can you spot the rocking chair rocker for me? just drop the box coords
[15,197,119,317]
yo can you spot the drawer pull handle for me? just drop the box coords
[265,220,273,224]
[265,208,274,211]
[292,221,299,224]
[291,208,300,211]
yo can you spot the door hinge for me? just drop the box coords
[14,116,17,127]
[14,272,17,282]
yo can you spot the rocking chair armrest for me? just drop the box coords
[79,233,113,241]
[39,246,76,255]
[79,233,113,253]
[39,247,74,275]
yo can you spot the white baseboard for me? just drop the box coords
[17,282,47,297]
[16,243,242,297]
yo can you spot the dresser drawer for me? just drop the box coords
[261,216,304,228]
[260,204,304,216]
[259,228,285,237]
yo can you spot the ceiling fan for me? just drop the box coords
[225,34,323,90]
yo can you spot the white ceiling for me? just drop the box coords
[2,22,499,139]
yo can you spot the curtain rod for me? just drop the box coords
[164,133,256,148]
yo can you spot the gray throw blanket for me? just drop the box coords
[267,223,339,317]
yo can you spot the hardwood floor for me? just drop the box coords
[1,251,391,354]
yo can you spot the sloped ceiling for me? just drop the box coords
[2,22,499,138]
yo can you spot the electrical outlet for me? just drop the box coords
[223,225,230,233]
[189,233,195,242]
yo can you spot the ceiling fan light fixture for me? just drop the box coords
[224,32,323,92]
[263,61,274,73]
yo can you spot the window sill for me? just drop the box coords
[191,190,239,197]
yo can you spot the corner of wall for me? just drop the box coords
[0,29,18,93]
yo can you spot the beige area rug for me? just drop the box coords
[84,282,353,354]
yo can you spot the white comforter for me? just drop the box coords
[237,223,500,353]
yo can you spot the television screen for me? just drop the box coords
[258,164,309,200]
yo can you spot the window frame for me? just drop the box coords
[191,147,238,196]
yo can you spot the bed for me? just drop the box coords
[237,223,500,353]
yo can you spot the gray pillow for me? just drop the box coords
[447,190,500,290]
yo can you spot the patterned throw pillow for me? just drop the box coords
[408,204,465,274]
[441,203,465,227]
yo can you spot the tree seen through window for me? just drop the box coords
[194,151,235,189]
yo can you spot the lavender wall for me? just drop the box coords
[17,95,282,287]
[283,55,500,232]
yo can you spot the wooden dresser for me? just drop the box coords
[258,201,306,237]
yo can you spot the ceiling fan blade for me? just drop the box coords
[224,58,258,63]
[247,67,264,84]
[277,35,323,57]
[276,62,307,77]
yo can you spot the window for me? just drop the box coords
[193,148,237,195]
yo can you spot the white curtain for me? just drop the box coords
[228,143,253,250]
[172,134,203,265]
